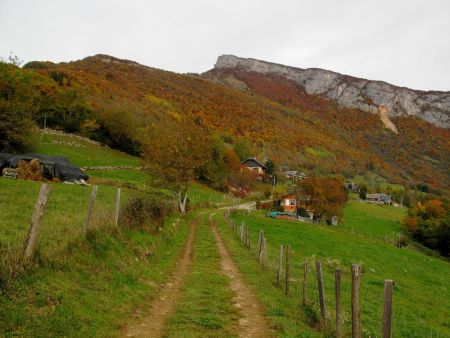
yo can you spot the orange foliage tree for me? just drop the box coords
[296,177,346,222]
[141,118,212,214]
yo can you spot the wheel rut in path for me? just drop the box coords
[209,213,272,338]
[124,217,198,338]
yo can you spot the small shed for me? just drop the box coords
[280,193,297,213]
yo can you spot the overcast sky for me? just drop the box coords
[1,0,449,91]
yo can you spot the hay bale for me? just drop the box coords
[17,159,44,181]
[17,160,28,179]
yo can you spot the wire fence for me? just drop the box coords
[224,209,395,338]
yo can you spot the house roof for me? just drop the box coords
[241,157,267,169]
[281,193,296,199]
[366,193,390,199]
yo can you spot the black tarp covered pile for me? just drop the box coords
[0,153,88,182]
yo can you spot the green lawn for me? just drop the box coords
[164,213,239,337]
[225,202,450,337]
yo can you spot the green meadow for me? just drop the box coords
[222,201,450,337]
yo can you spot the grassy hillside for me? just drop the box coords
[0,175,190,336]
[0,129,240,336]
[222,202,450,337]
[341,199,404,239]
[36,131,139,168]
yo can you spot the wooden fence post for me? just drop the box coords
[246,228,251,249]
[285,245,291,296]
[261,237,268,267]
[303,258,309,305]
[351,264,361,338]
[83,185,98,235]
[114,187,121,227]
[277,245,283,286]
[383,279,394,338]
[335,268,342,338]
[23,184,52,260]
[316,260,327,325]
[257,231,264,262]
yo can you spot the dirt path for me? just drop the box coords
[209,213,272,338]
[124,217,198,338]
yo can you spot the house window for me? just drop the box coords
[290,199,296,206]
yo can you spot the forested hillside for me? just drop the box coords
[1,54,448,192]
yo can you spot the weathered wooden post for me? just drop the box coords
[246,229,251,249]
[383,279,394,338]
[277,245,283,286]
[335,268,342,338]
[285,245,291,296]
[23,184,52,260]
[261,237,268,267]
[316,260,327,325]
[302,258,309,305]
[83,185,98,235]
[114,187,121,227]
[351,264,361,338]
[257,231,264,262]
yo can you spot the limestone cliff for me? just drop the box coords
[213,55,450,129]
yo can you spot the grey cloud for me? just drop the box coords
[0,0,449,90]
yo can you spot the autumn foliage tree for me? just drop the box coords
[0,61,39,152]
[296,177,346,222]
[141,117,212,214]
[403,199,449,256]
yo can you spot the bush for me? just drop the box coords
[403,199,449,256]
[122,194,175,232]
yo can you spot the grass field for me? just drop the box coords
[4,131,447,337]
[341,199,404,239]
[214,213,321,337]
[0,130,240,337]
[0,196,194,337]
[223,202,450,337]
[163,213,239,337]
[36,131,139,167]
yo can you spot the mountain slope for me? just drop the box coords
[209,55,450,129]
[21,55,450,190]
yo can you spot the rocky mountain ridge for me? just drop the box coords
[213,55,450,129]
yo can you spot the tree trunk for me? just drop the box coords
[179,191,188,214]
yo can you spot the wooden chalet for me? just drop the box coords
[241,158,267,177]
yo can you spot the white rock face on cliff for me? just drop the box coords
[214,55,450,129]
